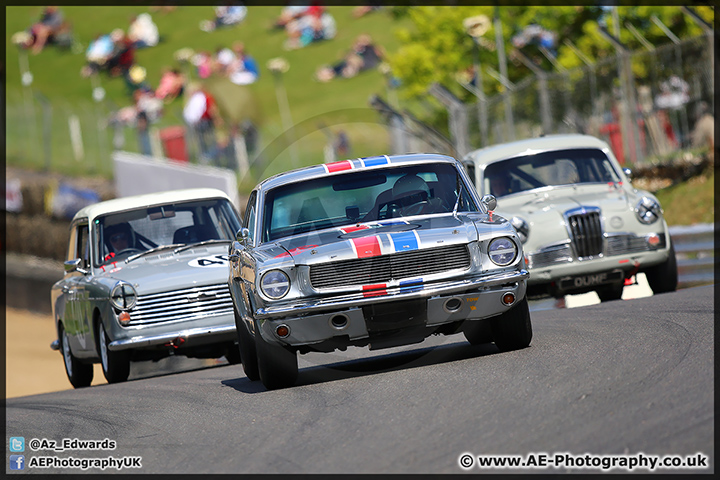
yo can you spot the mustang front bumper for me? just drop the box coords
[254,269,529,347]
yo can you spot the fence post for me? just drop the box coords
[34,92,52,171]
[429,83,470,157]
[513,49,553,135]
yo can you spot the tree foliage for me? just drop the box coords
[388,6,713,102]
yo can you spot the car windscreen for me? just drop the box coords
[261,163,478,242]
[483,148,622,197]
[93,198,241,266]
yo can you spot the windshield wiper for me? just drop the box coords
[173,239,231,254]
[126,244,185,263]
[453,181,463,219]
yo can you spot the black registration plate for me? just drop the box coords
[362,299,427,333]
[558,270,624,290]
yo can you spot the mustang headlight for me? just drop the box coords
[635,196,662,224]
[110,282,137,311]
[261,270,290,299]
[510,216,529,243]
[488,237,518,266]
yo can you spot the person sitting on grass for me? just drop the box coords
[315,34,384,82]
[24,6,73,54]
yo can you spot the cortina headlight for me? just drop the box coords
[261,270,290,299]
[635,196,662,224]
[110,282,137,311]
[488,237,518,266]
[510,216,529,244]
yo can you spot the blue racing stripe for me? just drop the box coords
[362,156,388,167]
[390,231,419,252]
[400,278,423,293]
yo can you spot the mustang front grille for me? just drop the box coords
[567,210,603,258]
[309,244,471,289]
[127,283,233,326]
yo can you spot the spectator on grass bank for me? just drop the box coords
[128,13,159,49]
[23,6,73,54]
[183,83,223,164]
[334,130,350,157]
[228,42,259,85]
[200,4,248,32]
[353,4,382,18]
[315,34,383,82]
[283,4,336,50]
[691,101,714,157]
[82,29,135,78]
[155,67,186,101]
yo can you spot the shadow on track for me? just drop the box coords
[221,339,505,393]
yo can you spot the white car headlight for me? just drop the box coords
[510,216,529,243]
[635,196,662,224]
[261,270,290,299]
[488,237,518,266]
[110,282,137,311]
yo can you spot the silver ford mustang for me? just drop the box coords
[228,153,531,390]
[51,188,243,388]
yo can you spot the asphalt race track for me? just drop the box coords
[6,285,714,474]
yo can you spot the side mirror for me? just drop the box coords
[236,228,250,245]
[64,258,88,275]
[481,194,497,212]
[623,168,633,182]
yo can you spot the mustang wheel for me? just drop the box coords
[645,243,678,295]
[597,281,624,302]
[97,321,130,384]
[225,342,242,365]
[462,320,494,345]
[233,307,259,381]
[490,297,532,352]
[256,334,298,390]
[59,323,93,388]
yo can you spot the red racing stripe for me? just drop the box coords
[325,160,353,173]
[351,236,382,258]
[363,284,387,297]
[341,225,370,234]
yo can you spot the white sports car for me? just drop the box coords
[463,134,677,301]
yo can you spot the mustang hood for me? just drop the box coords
[96,244,230,294]
[271,215,482,265]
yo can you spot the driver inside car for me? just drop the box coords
[104,222,137,260]
[392,174,432,216]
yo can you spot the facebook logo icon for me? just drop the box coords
[9,455,25,470]
[9,437,25,452]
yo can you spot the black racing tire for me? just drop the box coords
[59,323,94,388]
[97,320,131,384]
[490,297,533,352]
[597,281,624,302]
[256,333,298,390]
[462,320,494,346]
[225,342,242,365]
[234,306,260,381]
[645,242,679,295]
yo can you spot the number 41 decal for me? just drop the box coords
[189,255,230,268]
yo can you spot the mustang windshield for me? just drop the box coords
[483,148,622,197]
[262,163,478,242]
[94,198,241,267]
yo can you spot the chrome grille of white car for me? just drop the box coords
[127,283,233,326]
[527,244,573,269]
[606,233,666,256]
[567,210,603,258]
[309,244,471,289]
